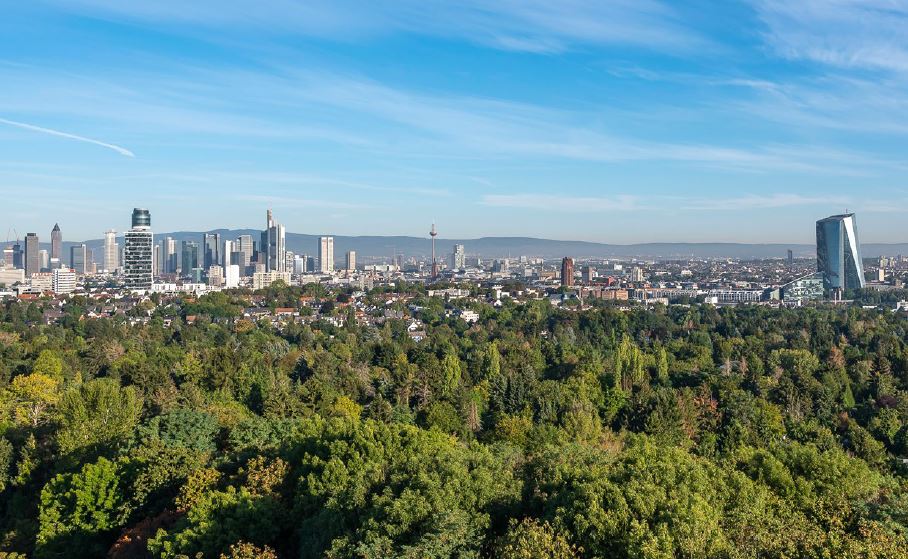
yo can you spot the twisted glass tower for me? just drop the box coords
[816,213,865,294]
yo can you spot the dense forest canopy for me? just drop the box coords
[1,287,907,558]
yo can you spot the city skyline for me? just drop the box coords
[10,210,908,262]
[3,3,908,243]
[0,205,898,307]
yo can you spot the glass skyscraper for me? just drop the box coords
[182,241,200,275]
[203,232,220,269]
[816,213,865,294]
[260,210,286,273]
[70,243,88,274]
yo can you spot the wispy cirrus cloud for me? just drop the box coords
[3,51,905,182]
[482,192,855,213]
[482,193,641,212]
[232,194,370,210]
[6,62,889,174]
[716,2,908,141]
[43,0,706,54]
[0,117,134,157]
[681,193,848,211]
[250,69,898,174]
[203,171,451,197]
[753,0,908,74]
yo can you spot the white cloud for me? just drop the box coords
[0,117,135,157]
[232,194,369,210]
[44,0,705,54]
[5,59,898,175]
[681,193,848,211]
[482,192,855,213]
[753,0,908,74]
[481,194,641,212]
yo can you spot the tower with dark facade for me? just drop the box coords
[24,233,40,277]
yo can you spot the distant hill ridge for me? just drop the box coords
[47,230,908,260]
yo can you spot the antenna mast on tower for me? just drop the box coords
[430,222,438,280]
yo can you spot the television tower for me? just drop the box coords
[430,222,438,280]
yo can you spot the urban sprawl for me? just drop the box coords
[2,210,906,323]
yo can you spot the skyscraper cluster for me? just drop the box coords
[0,208,874,302]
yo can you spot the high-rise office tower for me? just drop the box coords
[787,249,793,271]
[451,244,465,270]
[12,241,23,269]
[260,210,286,272]
[224,264,240,288]
[124,208,154,290]
[222,239,235,267]
[293,255,307,274]
[104,230,119,273]
[39,250,49,271]
[561,257,575,287]
[24,233,40,277]
[154,243,164,276]
[236,235,254,273]
[203,233,220,269]
[259,218,268,268]
[816,213,866,295]
[346,250,356,273]
[70,244,88,274]
[582,265,596,284]
[207,265,224,287]
[164,237,178,274]
[50,223,62,262]
[182,241,200,275]
[1,245,13,268]
[319,236,334,273]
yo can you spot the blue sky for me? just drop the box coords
[2,1,908,243]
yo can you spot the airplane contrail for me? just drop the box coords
[0,117,135,157]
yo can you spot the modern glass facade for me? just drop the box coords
[203,233,220,269]
[182,241,200,274]
[70,244,88,274]
[125,208,154,291]
[131,208,151,228]
[781,272,825,303]
[816,213,865,293]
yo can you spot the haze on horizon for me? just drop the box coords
[2,1,908,244]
